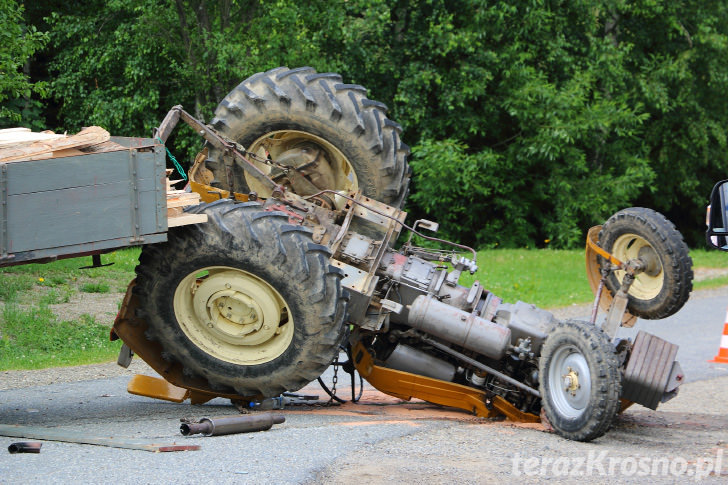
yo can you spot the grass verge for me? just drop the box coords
[0,304,120,370]
[0,249,138,370]
[462,248,728,309]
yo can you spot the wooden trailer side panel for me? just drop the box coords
[0,138,168,266]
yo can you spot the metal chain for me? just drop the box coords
[329,363,338,402]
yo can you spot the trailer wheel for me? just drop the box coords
[539,320,621,442]
[134,200,348,397]
[598,207,693,319]
[204,67,410,208]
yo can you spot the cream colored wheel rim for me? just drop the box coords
[173,266,294,365]
[612,234,664,300]
[245,130,358,196]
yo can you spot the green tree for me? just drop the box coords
[332,0,728,248]
[0,0,49,127]
[21,0,728,248]
[44,0,349,158]
[332,1,653,247]
[616,1,728,244]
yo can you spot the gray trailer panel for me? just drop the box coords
[0,137,168,266]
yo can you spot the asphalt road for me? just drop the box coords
[1,287,728,484]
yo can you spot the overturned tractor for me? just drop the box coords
[111,67,692,442]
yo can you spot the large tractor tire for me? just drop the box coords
[598,207,693,320]
[539,320,622,442]
[133,200,348,397]
[204,66,410,208]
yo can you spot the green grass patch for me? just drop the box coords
[460,249,592,308]
[0,303,121,370]
[80,282,111,294]
[458,248,728,308]
[0,248,138,370]
[0,274,36,302]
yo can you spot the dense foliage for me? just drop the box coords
[4,0,728,248]
[0,0,48,126]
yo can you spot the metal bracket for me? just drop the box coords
[127,149,143,243]
[600,272,635,338]
[1,164,7,259]
[79,254,114,270]
[154,105,286,198]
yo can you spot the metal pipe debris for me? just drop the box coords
[8,442,42,454]
[180,414,285,437]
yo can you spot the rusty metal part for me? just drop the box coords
[0,425,199,452]
[351,342,539,423]
[306,189,478,264]
[585,226,637,327]
[264,202,305,224]
[622,331,680,410]
[113,280,254,403]
[8,442,42,454]
[156,106,285,197]
[180,414,285,437]
[127,374,190,403]
[189,180,249,204]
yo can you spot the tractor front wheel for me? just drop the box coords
[539,320,621,442]
[598,207,693,319]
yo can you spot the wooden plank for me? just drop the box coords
[11,148,86,162]
[78,140,126,153]
[0,424,200,452]
[0,129,65,148]
[167,194,201,208]
[167,213,208,227]
[0,126,110,163]
[167,190,198,197]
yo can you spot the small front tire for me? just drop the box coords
[598,207,693,319]
[539,320,621,442]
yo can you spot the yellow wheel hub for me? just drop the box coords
[173,266,294,365]
[612,234,664,300]
[563,367,580,396]
[245,130,358,197]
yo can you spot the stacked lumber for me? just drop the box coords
[166,170,208,227]
[0,126,113,163]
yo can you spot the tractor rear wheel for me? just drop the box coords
[539,320,621,442]
[133,200,348,397]
[598,207,693,319]
[203,67,410,208]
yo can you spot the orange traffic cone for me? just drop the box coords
[709,308,728,364]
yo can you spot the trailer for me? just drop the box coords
[0,128,205,268]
